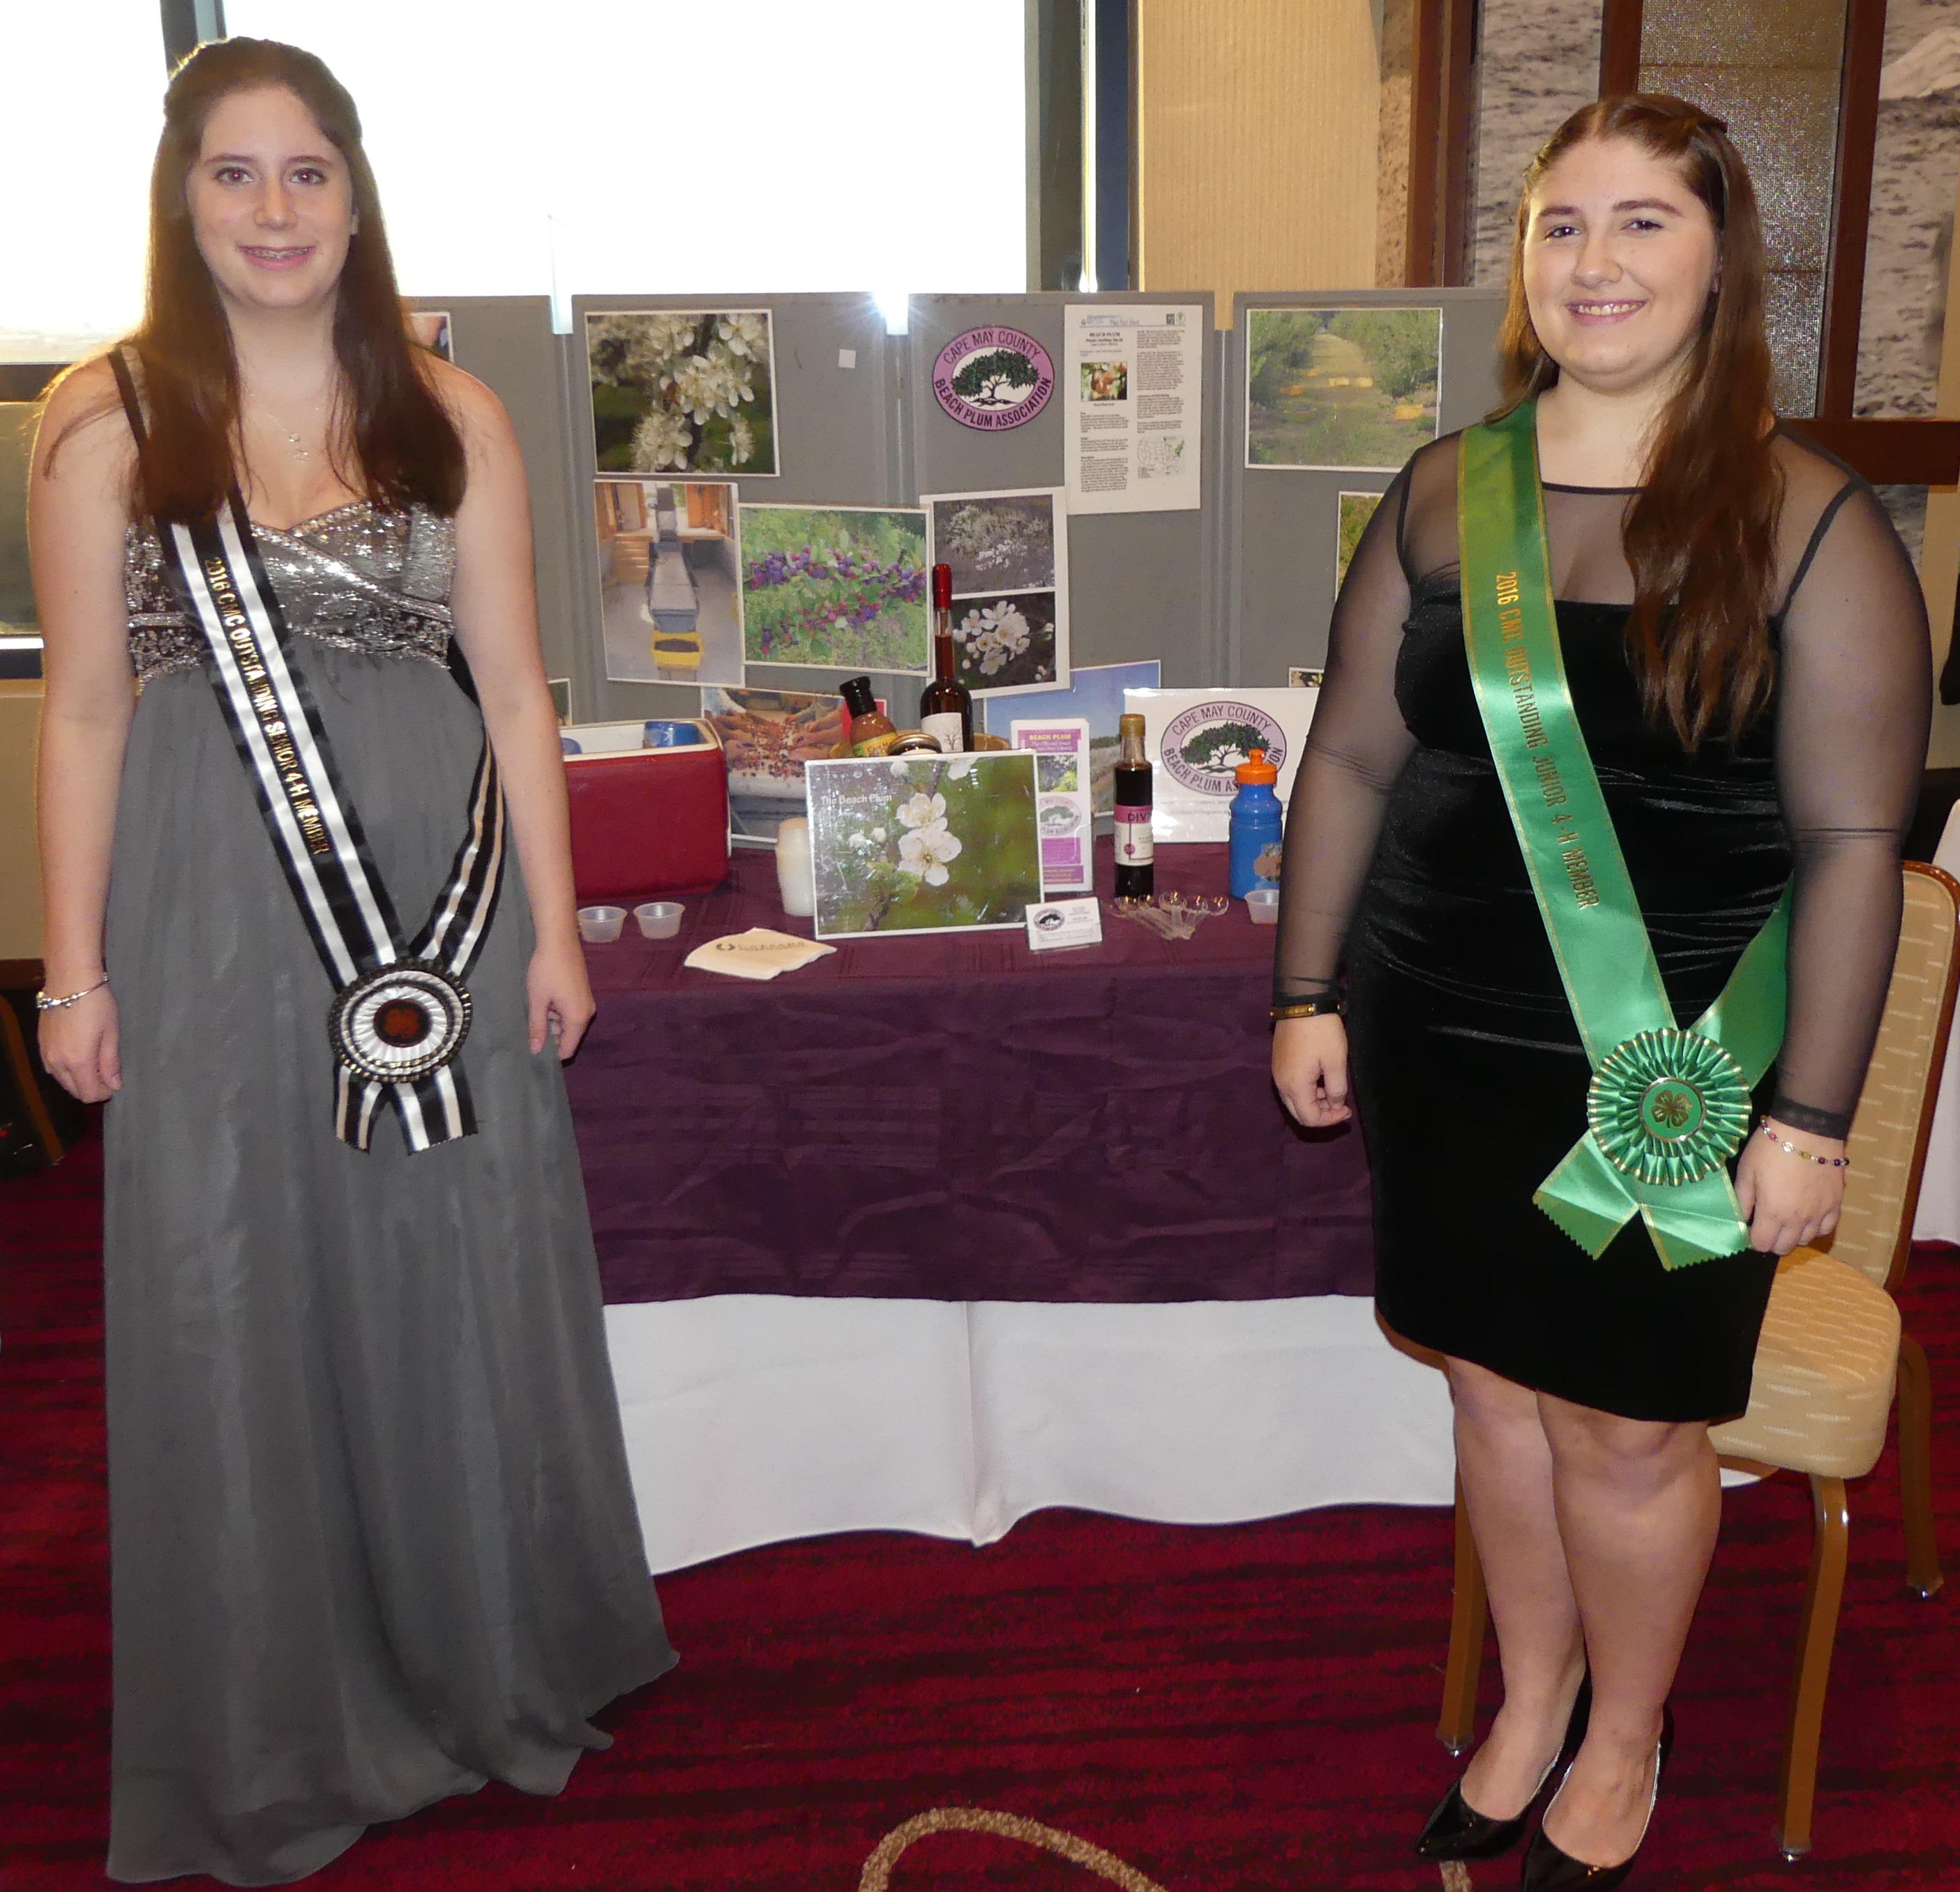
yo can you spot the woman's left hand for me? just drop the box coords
[526,936,596,1059]
[1733,1117,1846,1255]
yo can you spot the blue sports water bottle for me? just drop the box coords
[1228,748,1285,900]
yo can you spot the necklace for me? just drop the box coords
[245,388,329,464]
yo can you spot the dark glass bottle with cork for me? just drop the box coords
[918,563,972,753]
[1113,712,1154,899]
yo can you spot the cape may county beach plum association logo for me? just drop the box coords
[1160,700,1289,796]
[933,326,1056,431]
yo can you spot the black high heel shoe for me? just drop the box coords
[1518,1703,1674,1891]
[1414,1676,1592,1862]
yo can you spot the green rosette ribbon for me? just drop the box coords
[1456,403,1789,1269]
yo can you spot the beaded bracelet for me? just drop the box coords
[34,975,110,1013]
[1758,1121,1850,1169]
[1271,995,1345,1022]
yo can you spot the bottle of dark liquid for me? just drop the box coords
[1113,711,1154,899]
[919,563,972,754]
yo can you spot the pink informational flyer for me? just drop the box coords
[1009,716,1093,895]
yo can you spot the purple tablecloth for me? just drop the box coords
[568,840,1374,1303]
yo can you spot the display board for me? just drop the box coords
[566,292,902,727]
[422,288,1509,723]
[404,298,584,711]
[907,292,1219,688]
[1226,289,1506,687]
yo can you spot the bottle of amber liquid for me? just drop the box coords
[1113,711,1154,898]
[840,675,900,756]
[918,563,972,753]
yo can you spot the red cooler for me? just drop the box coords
[562,720,730,903]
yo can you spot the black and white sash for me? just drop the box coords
[112,349,505,1153]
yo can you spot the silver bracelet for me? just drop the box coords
[1758,1121,1850,1169]
[35,974,110,1013]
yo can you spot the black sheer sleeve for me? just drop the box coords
[1766,471,1932,1137]
[1272,466,1418,1004]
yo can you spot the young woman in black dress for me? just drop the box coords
[1272,97,1929,1887]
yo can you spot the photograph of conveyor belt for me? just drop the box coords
[592,478,745,686]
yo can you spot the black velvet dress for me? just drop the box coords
[1275,428,1930,1421]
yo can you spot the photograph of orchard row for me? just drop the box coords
[1246,306,1442,471]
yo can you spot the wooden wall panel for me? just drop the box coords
[1375,0,1416,286]
[0,683,42,960]
[1136,0,1382,319]
[1920,162,1960,765]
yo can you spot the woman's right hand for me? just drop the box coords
[1272,1013,1352,1127]
[38,984,121,1102]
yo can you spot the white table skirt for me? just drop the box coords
[605,1295,1460,1574]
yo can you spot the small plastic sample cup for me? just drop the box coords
[642,720,702,748]
[634,900,683,939]
[1245,886,1281,925]
[576,905,626,943]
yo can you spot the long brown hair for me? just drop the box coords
[100,37,465,523]
[1495,95,1781,750]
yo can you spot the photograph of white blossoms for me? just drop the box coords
[804,751,1042,938]
[953,590,1060,689]
[587,310,779,476]
[925,487,1070,698]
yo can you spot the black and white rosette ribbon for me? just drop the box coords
[149,478,503,1152]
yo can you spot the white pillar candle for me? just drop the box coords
[774,816,815,918]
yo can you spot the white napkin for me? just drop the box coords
[683,928,837,981]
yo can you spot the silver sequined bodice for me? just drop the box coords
[126,501,456,686]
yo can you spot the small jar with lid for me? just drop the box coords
[838,676,900,756]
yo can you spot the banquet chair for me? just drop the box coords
[1433,861,1960,1861]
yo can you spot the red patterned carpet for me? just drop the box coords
[3,1131,1959,1891]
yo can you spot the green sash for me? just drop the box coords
[1456,401,1788,1269]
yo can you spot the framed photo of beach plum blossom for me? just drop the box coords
[804,750,1043,940]
[924,487,1071,697]
[586,310,779,477]
[737,505,930,673]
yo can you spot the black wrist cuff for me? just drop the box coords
[1272,977,1341,1010]
[1766,1093,1853,1142]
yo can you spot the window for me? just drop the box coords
[223,0,1029,324]
[0,1,165,360]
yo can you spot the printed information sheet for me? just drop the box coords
[1063,303,1204,515]
[1010,716,1094,892]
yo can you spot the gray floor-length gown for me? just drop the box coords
[103,501,675,1885]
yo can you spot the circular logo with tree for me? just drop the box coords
[932,326,1056,431]
[1160,702,1289,797]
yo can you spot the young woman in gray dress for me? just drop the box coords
[1273,99,1928,1886]
[31,38,674,1885]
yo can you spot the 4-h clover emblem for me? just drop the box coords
[1643,1083,1698,1135]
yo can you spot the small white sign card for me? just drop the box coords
[1025,897,1103,953]
[1122,687,1319,845]
[1009,716,1093,893]
[804,750,1042,941]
